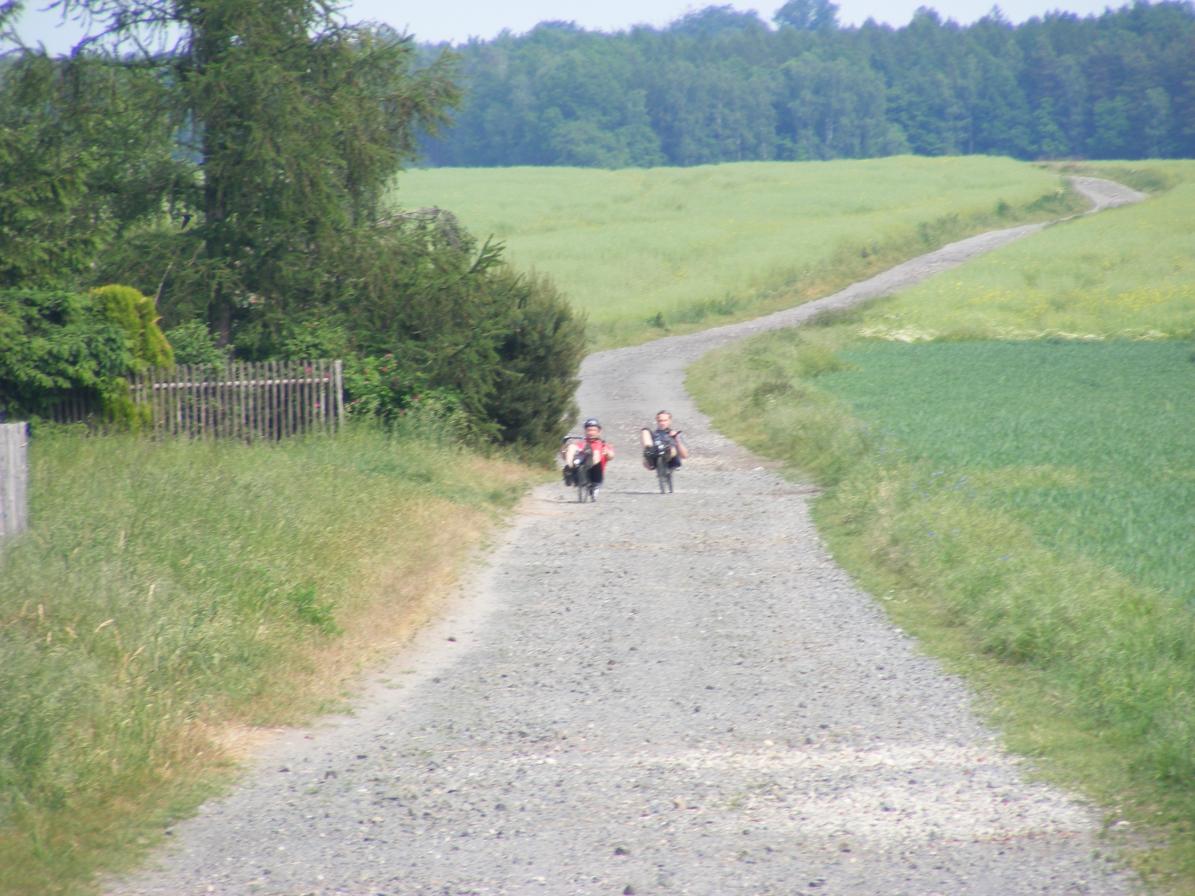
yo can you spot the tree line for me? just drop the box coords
[419,0,1195,167]
[0,1,585,448]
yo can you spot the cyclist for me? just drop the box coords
[641,410,688,471]
[563,417,615,495]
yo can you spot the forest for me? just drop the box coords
[418,0,1195,167]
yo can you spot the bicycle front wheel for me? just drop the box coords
[656,456,672,494]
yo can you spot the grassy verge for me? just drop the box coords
[687,160,1195,893]
[0,425,541,896]
[396,157,1083,349]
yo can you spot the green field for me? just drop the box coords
[853,175,1195,343]
[396,156,1077,347]
[689,159,1195,892]
[824,339,1195,604]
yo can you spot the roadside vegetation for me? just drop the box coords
[0,153,1118,896]
[397,156,1082,349]
[0,5,585,448]
[688,159,1195,893]
[0,423,538,896]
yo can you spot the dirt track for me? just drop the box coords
[107,177,1146,896]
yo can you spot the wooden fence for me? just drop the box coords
[0,422,29,541]
[128,360,344,441]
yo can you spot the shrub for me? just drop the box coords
[486,270,585,447]
[317,218,585,449]
[98,210,586,452]
[0,285,170,425]
[342,353,469,440]
[89,284,174,370]
[164,320,228,367]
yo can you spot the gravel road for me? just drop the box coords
[106,178,1146,896]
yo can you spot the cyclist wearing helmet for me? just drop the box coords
[563,417,615,494]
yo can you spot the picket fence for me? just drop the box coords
[0,422,29,540]
[128,360,344,440]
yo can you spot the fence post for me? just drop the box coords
[334,359,344,431]
[0,422,30,541]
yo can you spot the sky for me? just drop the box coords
[7,0,1132,55]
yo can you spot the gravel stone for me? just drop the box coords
[105,178,1145,896]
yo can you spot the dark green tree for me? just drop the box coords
[964,15,1033,156]
[38,0,458,344]
[776,52,892,159]
[0,50,188,288]
[412,0,1195,167]
[284,214,585,443]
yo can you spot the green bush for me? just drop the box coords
[0,285,170,425]
[487,269,585,447]
[89,284,174,371]
[342,353,470,440]
[314,217,584,449]
[163,319,228,367]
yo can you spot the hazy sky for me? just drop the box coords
[9,0,1131,54]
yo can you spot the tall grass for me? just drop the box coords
[396,157,1079,347]
[688,160,1195,892]
[0,426,536,896]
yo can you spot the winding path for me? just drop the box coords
[108,177,1145,896]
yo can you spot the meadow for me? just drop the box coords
[0,426,536,895]
[396,156,1079,348]
[688,159,1195,892]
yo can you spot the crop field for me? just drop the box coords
[396,156,1075,347]
[822,339,1195,604]
[689,159,1195,891]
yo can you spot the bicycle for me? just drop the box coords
[648,440,675,494]
[561,436,599,503]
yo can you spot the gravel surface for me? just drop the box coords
[106,178,1146,896]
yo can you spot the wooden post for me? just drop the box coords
[286,361,297,438]
[0,422,29,541]
[334,359,344,431]
[247,360,257,442]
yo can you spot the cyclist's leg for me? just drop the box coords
[640,428,655,469]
